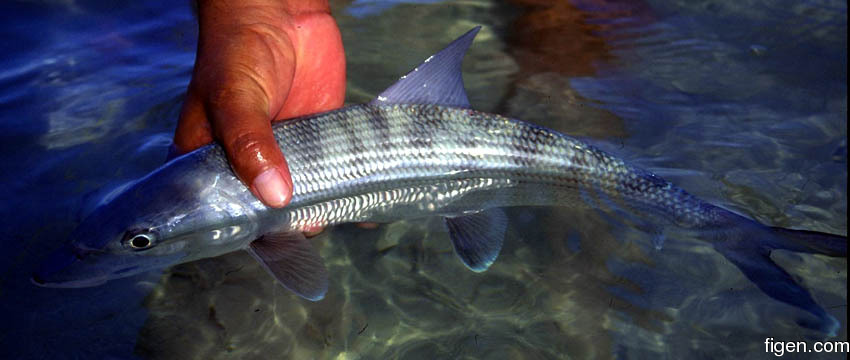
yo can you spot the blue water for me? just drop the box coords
[0,0,846,359]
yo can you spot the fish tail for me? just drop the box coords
[767,226,847,257]
[709,211,845,336]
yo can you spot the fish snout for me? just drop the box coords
[31,272,46,286]
[32,244,106,288]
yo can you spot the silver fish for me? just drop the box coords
[35,27,846,334]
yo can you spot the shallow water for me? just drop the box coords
[0,0,846,359]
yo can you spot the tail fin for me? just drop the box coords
[768,227,847,257]
[710,213,845,336]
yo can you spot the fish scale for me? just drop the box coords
[261,103,718,231]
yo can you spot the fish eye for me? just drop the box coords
[130,234,153,249]
[124,230,156,250]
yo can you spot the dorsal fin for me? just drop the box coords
[370,26,480,108]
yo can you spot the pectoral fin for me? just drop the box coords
[248,231,328,301]
[444,209,507,272]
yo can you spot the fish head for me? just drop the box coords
[33,152,260,288]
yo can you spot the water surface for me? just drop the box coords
[0,0,845,358]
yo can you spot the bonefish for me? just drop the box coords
[34,27,846,334]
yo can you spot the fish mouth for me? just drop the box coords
[32,244,111,288]
[31,271,109,288]
[33,243,187,289]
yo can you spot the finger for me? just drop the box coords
[173,87,213,155]
[206,89,293,208]
[303,227,325,238]
[303,222,376,239]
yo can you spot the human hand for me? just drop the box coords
[173,0,345,208]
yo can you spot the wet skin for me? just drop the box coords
[173,0,346,210]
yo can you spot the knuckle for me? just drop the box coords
[224,131,279,172]
[203,74,269,113]
[227,131,264,158]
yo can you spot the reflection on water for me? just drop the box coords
[0,0,845,359]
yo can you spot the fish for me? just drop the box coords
[34,27,846,335]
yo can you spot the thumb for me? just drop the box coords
[207,92,293,208]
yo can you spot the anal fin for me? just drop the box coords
[444,209,507,272]
[248,231,329,301]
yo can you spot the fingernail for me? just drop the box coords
[252,168,290,207]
